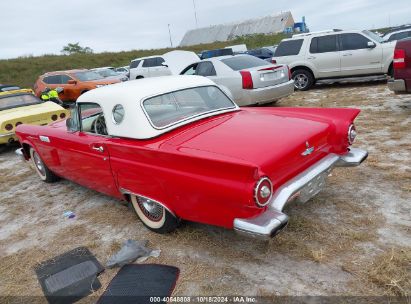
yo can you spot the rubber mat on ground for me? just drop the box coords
[34,247,104,304]
[98,264,179,304]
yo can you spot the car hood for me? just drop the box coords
[163,50,200,75]
[0,102,64,121]
[164,108,332,169]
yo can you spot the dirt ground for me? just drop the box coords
[0,80,410,301]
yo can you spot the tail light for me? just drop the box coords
[240,70,253,89]
[348,124,357,145]
[51,114,58,121]
[254,177,273,207]
[5,124,13,131]
[15,122,22,127]
[287,66,292,80]
[393,49,406,69]
[271,59,277,64]
[60,113,66,119]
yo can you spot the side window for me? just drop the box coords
[274,39,304,56]
[310,35,338,53]
[156,57,165,66]
[388,31,410,42]
[181,63,198,75]
[340,33,371,51]
[142,58,158,67]
[130,60,141,69]
[195,62,217,76]
[43,75,61,84]
[60,75,73,84]
[79,103,107,135]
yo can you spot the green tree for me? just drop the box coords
[61,42,93,55]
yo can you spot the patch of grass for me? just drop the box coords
[344,248,411,296]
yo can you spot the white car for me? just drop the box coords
[180,54,294,106]
[383,26,411,42]
[272,29,396,90]
[129,51,199,80]
[91,68,128,82]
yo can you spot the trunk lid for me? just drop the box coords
[246,65,290,89]
[164,108,333,185]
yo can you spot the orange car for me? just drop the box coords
[34,69,120,102]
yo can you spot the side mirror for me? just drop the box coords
[66,118,73,130]
[367,41,376,48]
[67,79,77,85]
[161,62,169,68]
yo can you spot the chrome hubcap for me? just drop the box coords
[294,74,308,89]
[137,197,163,222]
[33,152,46,176]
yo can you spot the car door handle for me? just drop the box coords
[342,53,352,57]
[307,56,316,60]
[91,146,104,153]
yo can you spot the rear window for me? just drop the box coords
[221,55,269,71]
[0,94,42,111]
[274,39,304,57]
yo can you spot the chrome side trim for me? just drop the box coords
[233,148,368,239]
[119,187,176,217]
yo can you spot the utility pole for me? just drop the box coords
[192,0,198,28]
[168,24,173,48]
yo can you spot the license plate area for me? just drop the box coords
[290,170,331,204]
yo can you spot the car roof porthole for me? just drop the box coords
[112,104,125,124]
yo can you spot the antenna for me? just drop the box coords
[168,24,173,48]
[192,0,198,28]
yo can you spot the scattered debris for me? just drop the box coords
[63,211,75,219]
[106,239,161,268]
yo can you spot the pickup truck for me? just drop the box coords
[388,38,411,93]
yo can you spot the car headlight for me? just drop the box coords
[254,177,273,207]
[348,124,356,145]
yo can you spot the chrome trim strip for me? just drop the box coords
[119,187,176,217]
[234,148,368,239]
[254,177,273,207]
[0,132,14,138]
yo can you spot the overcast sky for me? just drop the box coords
[1,0,410,59]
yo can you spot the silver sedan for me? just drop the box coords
[180,54,294,106]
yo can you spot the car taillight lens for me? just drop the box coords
[240,70,253,89]
[393,49,406,69]
[271,59,277,64]
[15,122,22,127]
[348,124,356,145]
[288,66,292,80]
[5,124,13,131]
[51,114,58,121]
[254,177,273,207]
[60,113,66,119]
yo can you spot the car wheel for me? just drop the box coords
[30,147,59,183]
[292,69,314,91]
[130,194,178,233]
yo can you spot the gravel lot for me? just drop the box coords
[0,80,410,299]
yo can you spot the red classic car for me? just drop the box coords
[15,76,367,239]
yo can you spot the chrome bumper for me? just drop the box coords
[15,148,25,161]
[0,132,14,138]
[234,148,368,239]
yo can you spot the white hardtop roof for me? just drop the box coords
[77,75,238,139]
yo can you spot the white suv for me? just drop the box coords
[129,56,172,80]
[273,29,395,90]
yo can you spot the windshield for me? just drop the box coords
[0,94,42,110]
[143,86,236,128]
[362,30,384,43]
[96,69,119,77]
[74,71,104,81]
[221,55,270,71]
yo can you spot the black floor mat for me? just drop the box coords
[34,247,104,304]
[98,264,179,304]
